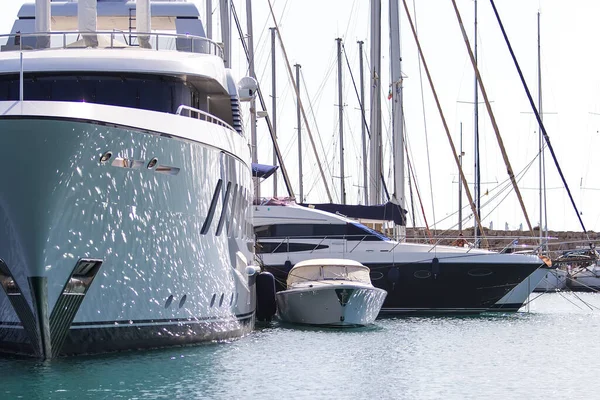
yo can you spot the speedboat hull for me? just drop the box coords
[0,112,255,358]
[276,283,387,327]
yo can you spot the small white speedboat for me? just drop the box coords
[276,259,387,327]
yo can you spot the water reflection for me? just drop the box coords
[3,293,600,399]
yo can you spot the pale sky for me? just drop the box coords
[1,0,599,234]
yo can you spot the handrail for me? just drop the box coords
[0,31,223,58]
[258,234,383,241]
[349,236,367,253]
[310,236,327,254]
[175,105,236,133]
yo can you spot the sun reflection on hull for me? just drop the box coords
[0,116,256,358]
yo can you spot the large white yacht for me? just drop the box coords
[254,200,544,314]
[0,0,258,358]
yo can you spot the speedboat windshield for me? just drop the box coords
[287,263,372,286]
[322,265,346,280]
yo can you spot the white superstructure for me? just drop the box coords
[0,0,257,358]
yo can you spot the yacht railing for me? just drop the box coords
[0,31,223,58]
[349,235,368,253]
[176,105,236,132]
[312,237,328,253]
[257,234,490,254]
[257,235,380,255]
[271,238,288,254]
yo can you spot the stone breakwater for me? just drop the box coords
[406,227,599,258]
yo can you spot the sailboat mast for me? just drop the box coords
[336,38,346,204]
[389,0,404,208]
[473,0,480,245]
[246,0,259,199]
[295,63,303,202]
[369,0,382,205]
[265,0,332,202]
[537,11,547,250]
[358,40,369,205]
[270,27,278,197]
[231,3,295,197]
[459,122,463,231]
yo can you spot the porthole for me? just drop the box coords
[99,151,112,163]
[164,295,174,308]
[210,293,216,307]
[147,158,158,169]
[414,270,432,279]
[468,268,493,277]
[219,293,224,307]
[178,294,187,308]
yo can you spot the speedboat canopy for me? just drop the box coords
[287,259,371,287]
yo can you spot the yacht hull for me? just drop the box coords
[487,266,547,312]
[265,258,541,315]
[276,283,387,327]
[0,116,255,358]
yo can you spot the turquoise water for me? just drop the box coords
[2,292,600,399]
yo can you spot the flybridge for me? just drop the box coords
[3,1,217,56]
[13,1,206,37]
[0,31,222,57]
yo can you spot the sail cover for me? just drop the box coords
[252,163,278,179]
[299,202,407,226]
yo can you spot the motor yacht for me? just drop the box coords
[0,0,257,358]
[255,200,544,314]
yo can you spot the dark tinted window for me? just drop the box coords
[255,224,345,238]
[273,224,314,238]
[254,223,387,241]
[254,225,274,238]
[347,223,390,241]
[0,73,195,114]
[312,225,346,237]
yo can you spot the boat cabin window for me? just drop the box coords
[321,265,346,280]
[286,264,371,286]
[254,223,388,241]
[0,73,235,126]
[347,223,390,241]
